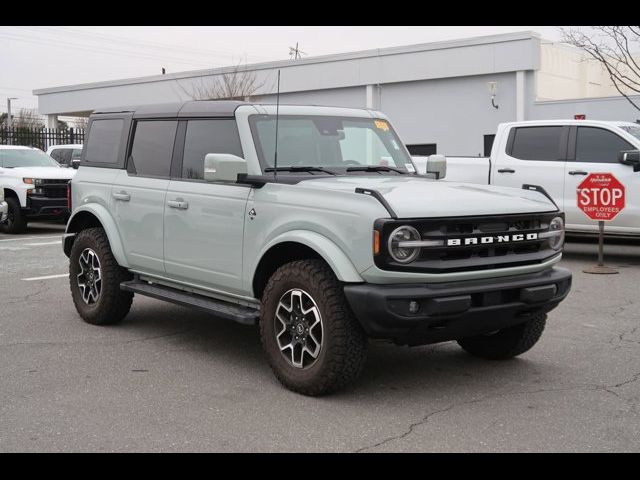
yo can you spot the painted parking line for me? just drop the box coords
[22,273,69,281]
[24,240,62,246]
[0,235,61,243]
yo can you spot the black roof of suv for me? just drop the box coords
[93,100,246,118]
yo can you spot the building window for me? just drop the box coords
[406,144,436,156]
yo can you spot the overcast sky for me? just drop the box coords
[0,26,566,115]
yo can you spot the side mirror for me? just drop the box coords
[619,150,640,172]
[426,154,447,180]
[204,153,247,182]
[71,160,80,169]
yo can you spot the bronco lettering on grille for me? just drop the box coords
[447,232,538,246]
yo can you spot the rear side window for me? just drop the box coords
[181,119,243,180]
[128,120,177,178]
[510,126,564,161]
[85,119,124,164]
[576,127,634,163]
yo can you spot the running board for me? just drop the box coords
[120,280,259,326]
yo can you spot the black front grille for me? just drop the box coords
[375,212,562,274]
[41,179,69,198]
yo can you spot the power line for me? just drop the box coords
[6,26,270,64]
[0,32,219,68]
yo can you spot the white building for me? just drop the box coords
[33,31,640,157]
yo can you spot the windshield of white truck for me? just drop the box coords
[0,149,61,168]
[619,125,640,143]
[249,115,416,175]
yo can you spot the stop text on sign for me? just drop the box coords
[576,173,625,221]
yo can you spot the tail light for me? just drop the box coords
[67,181,72,210]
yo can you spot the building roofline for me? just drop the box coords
[33,31,540,96]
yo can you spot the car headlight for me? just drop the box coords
[541,216,565,251]
[388,225,421,263]
[23,178,43,186]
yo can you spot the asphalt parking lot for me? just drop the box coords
[1,223,639,452]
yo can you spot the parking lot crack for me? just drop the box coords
[353,384,620,453]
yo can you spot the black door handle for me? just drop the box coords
[498,168,516,173]
[568,170,588,176]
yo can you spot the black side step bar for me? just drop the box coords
[120,280,259,326]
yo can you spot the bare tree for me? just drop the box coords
[180,62,267,101]
[73,116,89,130]
[13,108,45,130]
[561,26,640,111]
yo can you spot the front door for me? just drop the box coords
[492,125,568,210]
[163,118,250,294]
[564,126,640,235]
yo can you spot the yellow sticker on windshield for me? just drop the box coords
[374,120,389,131]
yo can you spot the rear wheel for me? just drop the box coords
[1,197,26,234]
[457,314,547,360]
[260,259,368,396]
[69,227,133,325]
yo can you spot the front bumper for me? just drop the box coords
[24,196,69,219]
[343,267,572,346]
[0,201,7,223]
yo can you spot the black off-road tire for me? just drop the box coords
[69,227,133,325]
[260,259,368,396]
[1,197,27,234]
[457,314,547,360]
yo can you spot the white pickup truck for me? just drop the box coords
[414,120,640,237]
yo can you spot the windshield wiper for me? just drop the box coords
[345,165,407,174]
[264,166,336,175]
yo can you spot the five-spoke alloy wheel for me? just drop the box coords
[275,288,323,369]
[77,248,102,304]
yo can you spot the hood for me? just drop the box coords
[7,167,76,180]
[298,176,557,218]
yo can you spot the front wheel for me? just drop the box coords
[69,227,133,325]
[260,259,368,396]
[457,314,547,360]
[0,197,26,234]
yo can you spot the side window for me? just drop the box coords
[406,144,437,156]
[128,120,177,178]
[510,126,564,161]
[181,119,243,180]
[60,149,72,165]
[576,127,634,163]
[85,119,125,164]
[50,149,64,163]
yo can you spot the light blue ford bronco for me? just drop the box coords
[63,101,572,395]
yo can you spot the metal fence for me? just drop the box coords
[0,127,85,151]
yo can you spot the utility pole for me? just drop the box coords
[289,42,306,60]
[6,97,17,145]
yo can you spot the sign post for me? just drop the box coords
[576,173,625,274]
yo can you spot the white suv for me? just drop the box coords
[0,145,76,233]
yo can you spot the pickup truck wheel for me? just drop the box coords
[1,197,26,234]
[457,314,546,360]
[260,259,368,396]
[69,227,133,325]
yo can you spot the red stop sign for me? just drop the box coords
[577,173,625,221]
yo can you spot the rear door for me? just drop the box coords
[163,118,250,294]
[564,125,640,235]
[492,125,568,210]
[111,119,177,274]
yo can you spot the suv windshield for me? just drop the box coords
[0,148,60,168]
[619,125,640,142]
[249,115,415,174]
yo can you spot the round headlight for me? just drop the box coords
[548,216,565,251]
[388,225,421,263]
